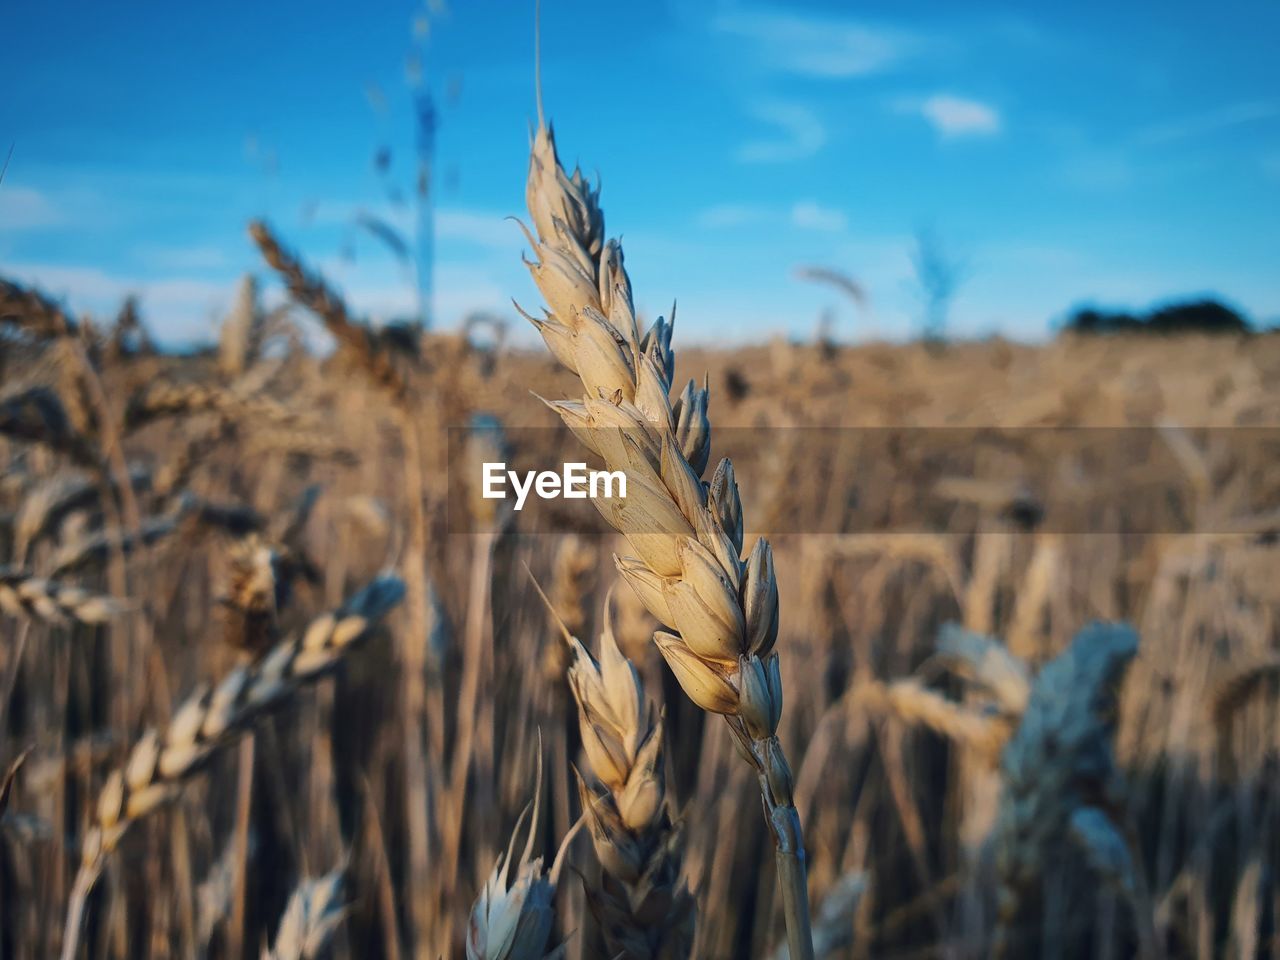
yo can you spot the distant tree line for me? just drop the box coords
[1064,298,1252,335]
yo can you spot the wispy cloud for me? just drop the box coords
[6,261,231,341]
[695,203,772,229]
[1132,100,1278,147]
[736,100,827,163]
[693,200,848,233]
[436,209,523,251]
[1058,148,1134,191]
[790,201,847,232]
[712,4,916,79]
[132,244,232,272]
[896,94,1002,139]
[0,185,65,230]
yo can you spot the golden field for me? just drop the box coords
[2,119,1279,960]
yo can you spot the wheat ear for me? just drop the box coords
[122,378,295,432]
[219,274,264,380]
[561,592,694,959]
[248,220,410,400]
[262,867,349,960]
[0,566,124,625]
[518,107,814,955]
[12,466,152,563]
[993,622,1152,959]
[59,574,404,960]
[0,278,79,340]
[466,743,577,960]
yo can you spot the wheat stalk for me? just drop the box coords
[0,748,31,819]
[0,566,124,625]
[262,867,349,960]
[248,220,411,401]
[59,573,404,960]
[561,594,694,959]
[518,89,814,956]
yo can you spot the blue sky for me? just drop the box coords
[2,0,1279,345]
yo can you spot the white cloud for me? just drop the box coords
[1132,101,1278,148]
[914,94,1002,139]
[712,5,914,79]
[736,100,827,164]
[1058,148,1134,191]
[695,204,772,229]
[435,208,524,251]
[790,201,848,233]
[133,244,231,272]
[693,201,848,233]
[0,186,64,230]
[5,261,232,342]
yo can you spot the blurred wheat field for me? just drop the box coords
[3,159,1280,957]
